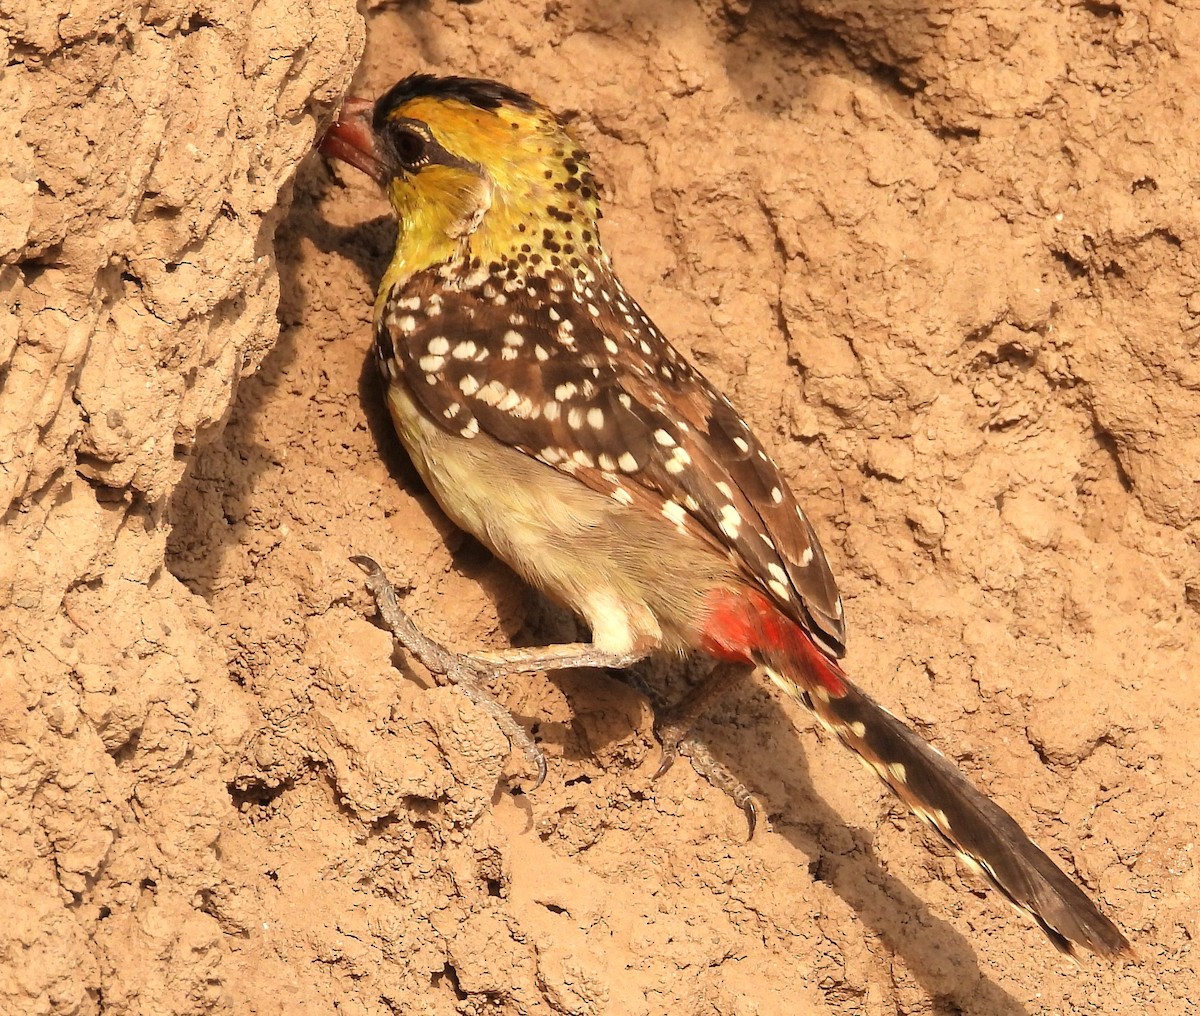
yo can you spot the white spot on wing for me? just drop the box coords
[719,505,742,540]
[476,380,506,406]
[662,501,687,527]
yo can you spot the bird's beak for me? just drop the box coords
[320,97,388,185]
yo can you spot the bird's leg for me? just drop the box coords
[356,555,757,829]
[469,643,647,674]
[352,556,645,789]
[651,662,761,836]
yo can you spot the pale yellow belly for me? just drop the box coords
[383,381,735,657]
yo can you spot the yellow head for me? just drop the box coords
[322,75,606,289]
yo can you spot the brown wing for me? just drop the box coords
[377,264,845,656]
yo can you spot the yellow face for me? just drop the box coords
[369,79,605,292]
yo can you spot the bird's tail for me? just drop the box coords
[759,628,1133,960]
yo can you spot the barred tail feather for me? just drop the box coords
[762,653,1133,960]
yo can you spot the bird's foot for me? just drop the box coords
[653,714,759,838]
[352,554,547,789]
[649,664,761,838]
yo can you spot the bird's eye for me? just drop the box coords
[389,126,428,169]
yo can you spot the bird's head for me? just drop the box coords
[321,74,605,282]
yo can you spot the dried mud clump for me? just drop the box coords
[1,2,361,1012]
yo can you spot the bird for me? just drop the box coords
[319,72,1133,960]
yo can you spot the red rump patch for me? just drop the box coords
[699,587,847,698]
